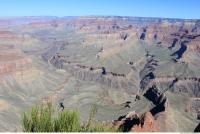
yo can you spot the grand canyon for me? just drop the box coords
[0,16,200,132]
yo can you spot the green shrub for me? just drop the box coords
[22,102,118,132]
[54,110,80,132]
[22,103,54,132]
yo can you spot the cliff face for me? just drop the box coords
[114,110,169,132]
[113,111,156,132]
[132,112,156,132]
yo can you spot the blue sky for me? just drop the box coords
[0,0,199,19]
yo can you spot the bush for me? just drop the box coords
[54,110,80,132]
[22,102,118,132]
[22,103,54,132]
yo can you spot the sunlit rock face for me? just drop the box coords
[113,111,156,132]
[0,16,199,131]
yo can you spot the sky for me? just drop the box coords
[0,0,199,19]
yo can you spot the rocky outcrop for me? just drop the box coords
[113,85,169,132]
[142,85,169,131]
[144,85,168,115]
[151,76,200,97]
[171,41,187,59]
[139,52,158,90]
[114,111,140,132]
[113,111,156,132]
[70,66,136,93]
[131,112,156,132]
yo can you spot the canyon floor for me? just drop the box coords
[0,16,200,132]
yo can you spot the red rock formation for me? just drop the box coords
[131,112,156,132]
[113,111,156,132]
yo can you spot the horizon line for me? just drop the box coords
[0,15,199,20]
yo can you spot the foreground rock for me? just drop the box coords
[113,85,170,132]
[113,111,156,132]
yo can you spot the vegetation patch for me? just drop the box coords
[22,102,118,132]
